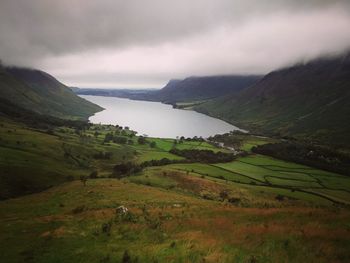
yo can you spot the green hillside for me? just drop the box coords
[152,75,261,103]
[195,53,350,147]
[0,66,102,120]
[1,116,350,262]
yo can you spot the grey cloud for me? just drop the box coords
[1,0,349,64]
[1,0,350,87]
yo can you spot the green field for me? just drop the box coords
[1,117,350,262]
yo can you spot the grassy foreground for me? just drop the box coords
[1,179,350,263]
[1,117,350,262]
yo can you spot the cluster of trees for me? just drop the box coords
[103,133,133,145]
[90,124,132,131]
[102,133,159,148]
[252,142,350,176]
[113,162,143,179]
[93,151,113,160]
[169,148,235,163]
[208,131,246,149]
[111,146,239,180]
[137,136,157,148]
[177,136,205,142]
[112,158,184,179]
[140,158,184,168]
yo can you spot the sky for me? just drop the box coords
[1,0,350,89]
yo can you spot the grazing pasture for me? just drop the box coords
[1,118,350,262]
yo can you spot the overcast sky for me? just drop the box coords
[1,0,350,88]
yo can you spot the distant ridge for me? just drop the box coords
[74,75,261,104]
[153,75,261,103]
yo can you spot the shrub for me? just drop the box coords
[89,171,98,179]
[122,250,131,263]
[46,129,55,135]
[219,190,229,200]
[80,175,87,186]
[117,211,138,223]
[228,197,241,204]
[66,175,74,181]
[101,221,112,235]
[72,205,86,214]
[275,194,285,201]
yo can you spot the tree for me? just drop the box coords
[150,141,156,148]
[104,133,113,143]
[138,136,147,144]
[113,136,127,144]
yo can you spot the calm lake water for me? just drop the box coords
[81,95,242,138]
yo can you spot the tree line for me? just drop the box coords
[169,148,235,163]
[252,142,350,176]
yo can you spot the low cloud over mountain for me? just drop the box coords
[1,0,350,87]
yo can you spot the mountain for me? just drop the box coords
[0,66,102,120]
[75,88,158,100]
[150,75,261,103]
[195,53,350,147]
[73,75,261,104]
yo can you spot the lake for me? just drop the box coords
[81,95,243,138]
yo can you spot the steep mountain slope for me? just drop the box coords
[195,53,350,146]
[0,66,102,120]
[152,75,261,103]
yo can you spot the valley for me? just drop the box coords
[1,60,350,262]
[2,2,350,262]
[76,53,350,149]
